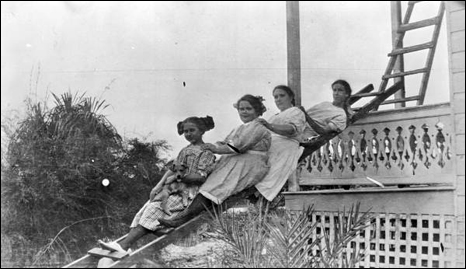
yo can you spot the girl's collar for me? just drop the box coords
[276,106,294,115]
[243,117,260,126]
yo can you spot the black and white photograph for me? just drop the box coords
[1,1,464,268]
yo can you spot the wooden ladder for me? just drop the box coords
[376,1,445,109]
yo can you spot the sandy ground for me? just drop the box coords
[159,238,235,268]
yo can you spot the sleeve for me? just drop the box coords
[328,114,347,132]
[196,150,216,176]
[228,123,270,153]
[285,107,307,135]
[176,147,187,164]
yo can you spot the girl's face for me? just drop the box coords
[332,83,349,106]
[237,100,259,123]
[182,122,204,145]
[273,88,293,111]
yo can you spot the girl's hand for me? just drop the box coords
[200,143,217,152]
[149,185,162,201]
[256,118,271,129]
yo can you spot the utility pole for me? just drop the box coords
[286,1,301,106]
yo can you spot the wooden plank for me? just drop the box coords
[397,17,440,32]
[457,134,465,155]
[406,214,413,268]
[350,82,403,123]
[451,71,465,94]
[62,234,128,268]
[284,186,456,215]
[109,215,209,268]
[451,51,465,73]
[449,9,465,33]
[453,92,465,113]
[427,216,434,267]
[298,174,455,186]
[455,114,465,135]
[446,1,465,12]
[380,95,419,105]
[375,216,381,267]
[382,68,428,79]
[451,30,465,53]
[457,155,465,176]
[388,41,434,56]
[417,1,445,106]
[458,176,465,196]
[105,189,254,268]
[350,92,382,98]
[352,102,450,125]
[391,1,406,109]
[439,214,446,267]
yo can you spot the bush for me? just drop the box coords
[1,93,170,267]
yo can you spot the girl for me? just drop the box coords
[98,116,216,256]
[255,85,307,197]
[158,94,271,227]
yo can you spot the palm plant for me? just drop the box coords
[317,203,373,268]
[209,201,374,268]
[49,92,121,145]
[208,200,270,268]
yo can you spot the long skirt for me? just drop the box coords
[130,194,187,231]
[199,151,269,205]
[255,134,303,201]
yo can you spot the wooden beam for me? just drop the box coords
[391,1,406,108]
[286,1,301,106]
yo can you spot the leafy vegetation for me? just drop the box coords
[209,201,374,268]
[1,93,170,267]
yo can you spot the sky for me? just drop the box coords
[1,1,450,159]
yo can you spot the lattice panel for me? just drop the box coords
[308,212,456,268]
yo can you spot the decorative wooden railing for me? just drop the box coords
[298,103,454,187]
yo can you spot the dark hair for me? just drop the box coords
[273,85,296,106]
[331,79,352,96]
[331,79,352,119]
[234,94,267,116]
[177,116,215,135]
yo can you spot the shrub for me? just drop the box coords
[1,93,170,267]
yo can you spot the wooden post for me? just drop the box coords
[286,1,301,106]
[391,1,406,108]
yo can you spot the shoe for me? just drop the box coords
[97,257,115,268]
[98,240,127,254]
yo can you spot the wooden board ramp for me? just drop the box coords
[62,188,254,268]
[62,214,207,268]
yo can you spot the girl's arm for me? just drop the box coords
[256,118,296,136]
[201,143,236,155]
[181,173,207,185]
[150,170,173,200]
